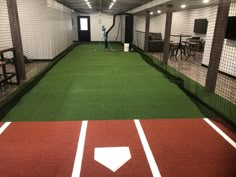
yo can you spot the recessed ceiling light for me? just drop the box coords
[157,10,161,14]
[113,0,117,2]
[181,4,186,8]
[111,2,114,5]
[150,12,154,15]
[85,0,88,2]
[203,0,209,3]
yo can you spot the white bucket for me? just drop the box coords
[124,43,129,52]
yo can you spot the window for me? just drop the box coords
[80,18,88,31]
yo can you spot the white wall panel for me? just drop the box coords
[121,15,125,43]
[150,14,166,38]
[133,14,166,50]
[0,0,12,52]
[72,12,78,41]
[134,15,146,32]
[86,13,121,42]
[17,0,73,60]
[133,15,145,50]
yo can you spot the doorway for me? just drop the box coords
[78,16,91,42]
[125,15,134,49]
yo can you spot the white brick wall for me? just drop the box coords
[134,4,236,77]
[171,7,212,42]
[203,3,236,77]
[201,6,218,67]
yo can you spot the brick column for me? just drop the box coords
[205,0,231,92]
[163,5,173,65]
[144,11,150,52]
[7,0,26,80]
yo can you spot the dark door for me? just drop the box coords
[125,15,134,49]
[78,16,91,42]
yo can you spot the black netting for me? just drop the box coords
[135,0,236,126]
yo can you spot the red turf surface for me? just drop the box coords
[211,119,236,141]
[80,120,153,177]
[141,119,236,177]
[0,121,81,177]
[0,119,235,177]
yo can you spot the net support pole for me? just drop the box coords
[163,5,173,65]
[144,10,150,52]
[6,0,26,81]
[205,0,231,92]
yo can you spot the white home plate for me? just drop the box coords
[94,147,132,172]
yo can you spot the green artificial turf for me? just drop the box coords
[2,44,203,121]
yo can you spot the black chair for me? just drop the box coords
[189,37,203,51]
[169,42,179,59]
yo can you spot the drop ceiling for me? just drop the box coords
[56,0,152,14]
[136,0,221,15]
[57,0,236,15]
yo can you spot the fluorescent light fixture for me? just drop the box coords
[180,4,186,8]
[157,10,161,14]
[109,0,115,9]
[85,0,91,9]
[203,0,209,3]
[150,12,154,15]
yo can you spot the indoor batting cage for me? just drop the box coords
[0,0,236,176]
